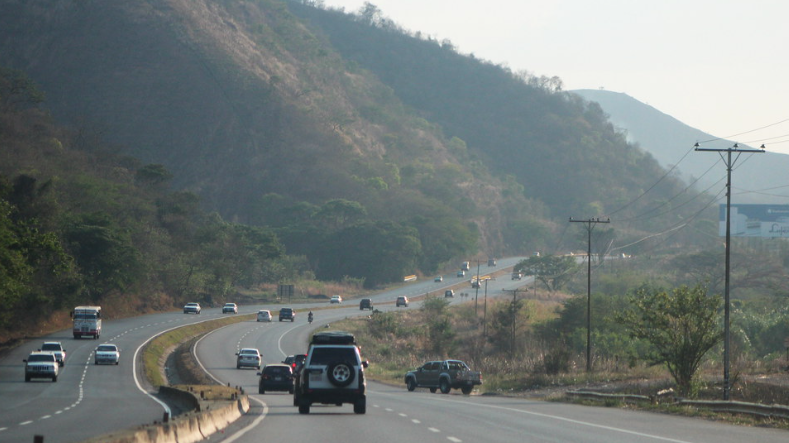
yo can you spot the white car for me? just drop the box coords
[434,276,443,282]
[95,344,121,365]
[183,302,201,314]
[236,348,262,369]
[39,342,66,366]
[330,295,343,304]
[222,302,238,314]
[257,310,272,322]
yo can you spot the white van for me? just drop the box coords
[257,310,272,322]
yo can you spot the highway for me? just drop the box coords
[195,304,788,443]
[3,256,786,442]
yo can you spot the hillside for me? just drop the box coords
[0,0,716,269]
[573,89,789,204]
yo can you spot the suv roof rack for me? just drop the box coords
[311,331,356,345]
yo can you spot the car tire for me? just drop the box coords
[326,361,355,387]
[52,375,58,382]
[95,361,98,365]
[25,375,30,382]
[429,387,437,393]
[406,378,417,391]
[293,392,300,407]
[440,378,451,394]
[354,397,366,414]
[298,399,310,414]
[237,364,241,369]
[461,386,473,395]
[259,388,265,394]
[115,361,119,365]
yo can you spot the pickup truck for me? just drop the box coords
[404,359,482,395]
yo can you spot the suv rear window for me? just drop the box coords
[309,347,358,365]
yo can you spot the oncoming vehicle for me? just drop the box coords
[293,331,368,414]
[72,306,102,339]
[396,296,409,307]
[183,302,201,314]
[444,290,455,298]
[39,342,66,366]
[236,348,262,369]
[258,364,294,394]
[279,307,295,322]
[330,295,343,304]
[257,310,272,322]
[359,298,373,310]
[95,343,121,365]
[24,351,59,382]
[456,270,466,277]
[222,303,238,314]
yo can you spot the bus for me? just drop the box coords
[71,306,102,339]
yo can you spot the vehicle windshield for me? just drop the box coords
[41,344,61,351]
[28,354,55,362]
[97,345,117,352]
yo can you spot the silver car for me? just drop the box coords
[236,348,261,369]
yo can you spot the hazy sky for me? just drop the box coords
[320,0,789,154]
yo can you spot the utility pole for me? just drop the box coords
[569,217,610,372]
[474,259,481,315]
[483,278,489,337]
[695,142,764,400]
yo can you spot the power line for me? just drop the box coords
[696,118,789,145]
[605,143,697,217]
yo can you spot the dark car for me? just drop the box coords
[258,364,294,394]
[279,307,295,322]
[359,298,373,310]
[282,354,307,371]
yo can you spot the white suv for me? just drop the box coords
[24,351,59,382]
[294,331,368,414]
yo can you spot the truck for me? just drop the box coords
[404,359,482,395]
[71,306,102,339]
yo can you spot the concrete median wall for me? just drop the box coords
[80,394,250,443]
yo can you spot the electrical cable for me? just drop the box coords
[696,118,789,145]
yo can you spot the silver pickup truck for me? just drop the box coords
[404,359,482,395]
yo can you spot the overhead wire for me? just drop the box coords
[696,117,789,145]
[604,143,697,217]
[617,158,723,222]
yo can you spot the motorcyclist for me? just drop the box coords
[308,311,313,323]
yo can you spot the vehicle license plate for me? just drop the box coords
[275,376,282,381]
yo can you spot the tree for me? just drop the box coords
[616,284,723,396]
[516,255,578,291]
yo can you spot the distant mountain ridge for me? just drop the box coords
[573,89,789,204]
